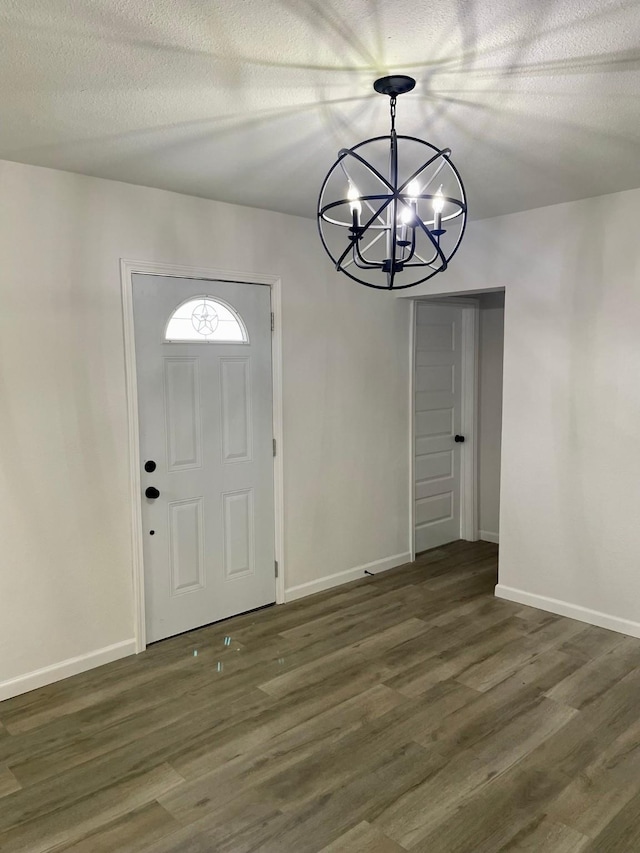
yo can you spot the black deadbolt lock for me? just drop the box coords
[144,460,157,473]
[145,486,160,499]
[454,435,465,443]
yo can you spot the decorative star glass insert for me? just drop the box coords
[164,297,248,343]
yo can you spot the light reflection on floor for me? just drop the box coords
[189,633,287,676]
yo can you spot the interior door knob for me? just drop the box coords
[454,435,465,443]
[145,486,160,499]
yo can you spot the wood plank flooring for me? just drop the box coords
[2,541,640,851]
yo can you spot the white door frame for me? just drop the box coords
[410,297,479,553]
[120,259,285,653]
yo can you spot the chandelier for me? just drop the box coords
[317,75,467,290]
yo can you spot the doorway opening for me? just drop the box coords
[411,291,505,555]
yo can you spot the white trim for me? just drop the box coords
[271,278,286,606]
[120,259,286,654]
[495,585,640,640]
[121,262,146,652]
[460,303,479,541]
[0,640,136,702]
[479,530,499,544]
[409,300,416,562]
[285,552,412,602]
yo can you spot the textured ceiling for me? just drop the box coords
[1,0,639,219]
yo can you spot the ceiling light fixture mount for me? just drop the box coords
[372,74,416,97]
[317,75,467,290]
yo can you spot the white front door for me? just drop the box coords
[133,274,275,643]
[414,301,464,552]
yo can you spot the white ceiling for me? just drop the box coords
[1,0,639,220]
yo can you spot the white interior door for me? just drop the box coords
[414,301,464,552]
[133,274,275,643]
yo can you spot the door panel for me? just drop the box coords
[164,358,202,470]
[223,489,254,579]
[133,275,275,643]
[169,498,205,594]
[416,492,453,526]
[415,450,453,484]
[220,357,252,462]
[414,301,463,552]
[416,408,453,439]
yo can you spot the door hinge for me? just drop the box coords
[271,312,275,332]
[273,438,277,457]
[274,560,279,578]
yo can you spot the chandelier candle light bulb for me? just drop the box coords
[407,179,421,201]
[347,184,362,231]
[432,185,445,232]
[317,75,467,290]
[400,206,414,225]
[347,185,362,215]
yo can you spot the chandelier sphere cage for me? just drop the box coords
[317,75,467,290]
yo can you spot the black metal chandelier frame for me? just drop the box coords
[317,75,468,290]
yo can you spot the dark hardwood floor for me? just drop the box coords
[2,541,640,851]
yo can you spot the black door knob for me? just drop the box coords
[454,435,465,443]
[145,486,160,499]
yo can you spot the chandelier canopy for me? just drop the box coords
[317,75,467,290]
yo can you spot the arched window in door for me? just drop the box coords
[164,296,249,343]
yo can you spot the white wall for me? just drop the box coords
[477,292,504,542]
[403,187,640,637]
[0,159,411,697]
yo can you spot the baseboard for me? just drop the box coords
[0,639,137,702]
[479,530,499,544]
[495,584,640,640]
[285,552,413,603]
